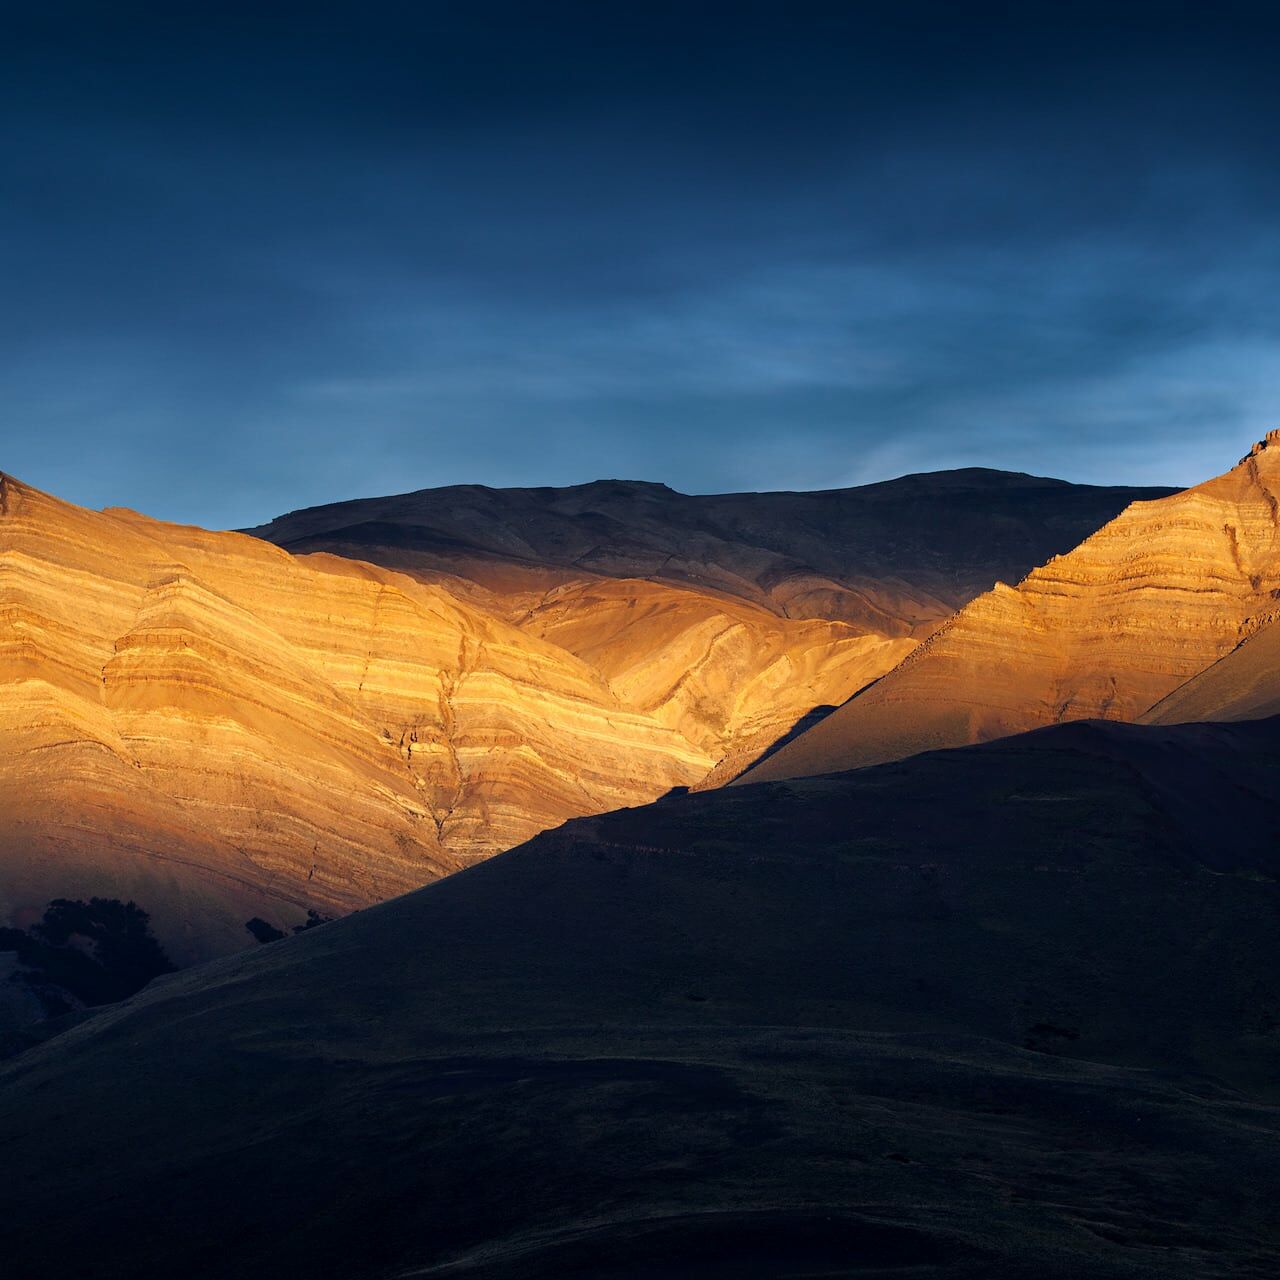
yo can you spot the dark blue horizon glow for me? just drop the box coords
[4,2,1280,528]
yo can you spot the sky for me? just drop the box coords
[4,1,1280,528]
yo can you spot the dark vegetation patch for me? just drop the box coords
[0,898,175,1016]
[294,909,334,933]
[245,910,335,945]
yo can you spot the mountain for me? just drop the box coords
[249,469,1173,779]
[743,435,1280,784]
[3,715,1277,1278]
[0,467,1166,962]
[0,474,705,961]
[248,469,1174,630]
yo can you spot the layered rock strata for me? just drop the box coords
[745,434,1280,783]
[0,475,706,958]
[251,469,1171,788]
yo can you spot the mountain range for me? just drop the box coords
[4,436,1280,1277]
[0,465,1166,960]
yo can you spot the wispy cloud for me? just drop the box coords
[4,3,1280,524]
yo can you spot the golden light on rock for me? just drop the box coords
[744,432,1280,784]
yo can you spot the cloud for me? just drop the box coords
[3,2,1280,524]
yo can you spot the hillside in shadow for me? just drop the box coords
[1,715,1277,1278]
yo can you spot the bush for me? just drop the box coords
[0,898,176,1014]
[293,909,334,933]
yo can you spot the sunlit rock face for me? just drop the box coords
[0,475,707,959]
[497,576,915,784]
[0,467,1164,958]
[1142,616,1280,725]
[744,434,1280,784]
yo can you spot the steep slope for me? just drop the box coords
[506,575,914,775]
[3,716,1278,1278]
[0,474,707,960]
[250,469,1173,776]
[1142,615,1280,724]
[744,434,1280,783]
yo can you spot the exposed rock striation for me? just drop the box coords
[1141,614,1280,725]
[744,435,1280,783]
[0,475,707,959]
[0,466,1169,957]
[250,470,1172,786]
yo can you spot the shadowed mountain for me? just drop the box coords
[248,469,1174,630]
[743,435,1280,784]
[2,715,1277,1278]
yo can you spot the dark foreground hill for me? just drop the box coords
[2,717,1279,1278]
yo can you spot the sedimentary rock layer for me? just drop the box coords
[744,434,1280,783]
[0,475,707,959]
[251,469,1171,784]
[0,465,1169,957]
[1142,617,1280,725]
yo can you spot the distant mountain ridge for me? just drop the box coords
[249,467,1176,634]
[250,467,1174,785]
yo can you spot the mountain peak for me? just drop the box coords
[572,478,678,495]
[743,431,1280,786]
[1241,429,1280,465]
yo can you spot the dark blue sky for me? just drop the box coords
[4,2,1280,527]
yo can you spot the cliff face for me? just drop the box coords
[744,436,1280,783]
[0,475,707,959]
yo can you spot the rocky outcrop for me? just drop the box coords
[743,436,1280,783]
